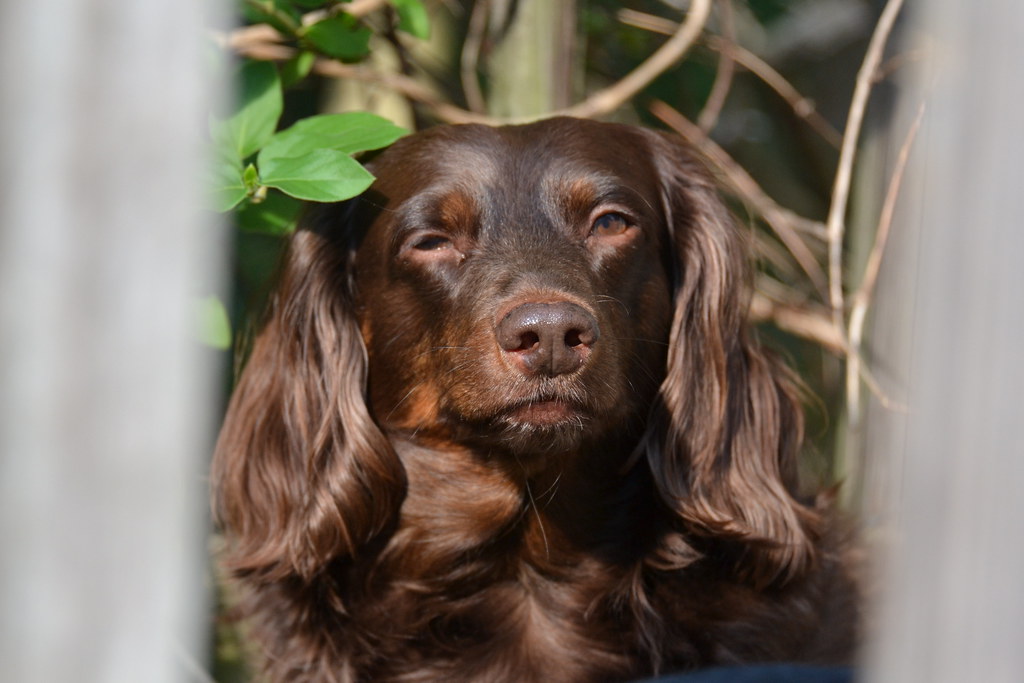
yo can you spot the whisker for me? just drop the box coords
[384,383,425,422]
[519,462,550,561]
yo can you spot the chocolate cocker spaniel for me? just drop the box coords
[212,118,859,682]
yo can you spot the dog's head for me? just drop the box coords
[341,119,676,458]
[213,118,818,586]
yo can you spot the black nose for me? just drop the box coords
[496,301,600,377]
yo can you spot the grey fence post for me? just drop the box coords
[862,2,1024,681]
[0,1,225,681]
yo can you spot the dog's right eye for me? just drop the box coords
[411,234,452,251]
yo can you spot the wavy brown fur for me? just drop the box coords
[212,118,859,682]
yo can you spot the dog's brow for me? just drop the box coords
[392,186,481,233]
[546,172,653,220]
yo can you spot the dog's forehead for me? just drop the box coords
[372,119,659,213]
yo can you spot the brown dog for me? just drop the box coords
[212,118,859,682]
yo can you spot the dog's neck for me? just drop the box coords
[389,435,658,573]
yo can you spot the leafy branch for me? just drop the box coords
[211,0,922,427]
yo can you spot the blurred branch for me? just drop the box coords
[554,0,711,119]
[310,59,497,124]
[650,100,829,299]
[227,0,388,49]
[223,0,711,125]
[705,37,843,148]
[619,8,842,147]
[749,293,844,354]
[846,101,924,423]
[460,0,490,113]
[697,0,736,133]
[825,0,906,331]
[228,39,500,124]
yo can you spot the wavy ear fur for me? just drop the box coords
[211,212,406,582]
[642,131,821,587]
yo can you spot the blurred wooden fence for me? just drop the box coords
[859,1,1024,681]
[0,1,224,681]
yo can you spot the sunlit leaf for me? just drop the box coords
[208,158,247,212]
[259,112,407,164]
[260,149,375,202]
[211,61,282,160]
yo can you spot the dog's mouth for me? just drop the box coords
[506,398,579,425]
[499,395,587,429]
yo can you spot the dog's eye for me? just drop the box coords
[590,212,631,237]
[411,234,452,251]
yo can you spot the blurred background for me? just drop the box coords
[3,0,1022,681]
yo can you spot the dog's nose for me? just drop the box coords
[496,302,599,377]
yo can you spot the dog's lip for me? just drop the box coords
[502,397,584,426]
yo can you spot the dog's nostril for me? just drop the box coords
[519,331,540,351]
[565,329,582,348]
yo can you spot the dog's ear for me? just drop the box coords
[641,131,820,587]
[212,205,406,582]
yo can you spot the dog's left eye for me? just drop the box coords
[590,212,631,237]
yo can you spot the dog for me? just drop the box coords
[212,117,859,682]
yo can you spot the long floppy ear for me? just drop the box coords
[211,207,406,582]
[642,131,821,587]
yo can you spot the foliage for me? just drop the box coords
[204,1,424,348]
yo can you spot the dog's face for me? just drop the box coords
[344,119,675,458]
[216,117,818,602]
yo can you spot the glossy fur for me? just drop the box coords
[212,118,859,682]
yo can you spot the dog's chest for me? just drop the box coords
[397,567,635,681]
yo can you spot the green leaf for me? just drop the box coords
[242,163,260,192]
[237,191,303,235]
[301,15,371,62]
[242,0,301,35]
[392,0,431,39]
[259,112,407,164]
[194,296,232,350]
[281,50,316,88]
[290,0,331,7]
[260,149,375,202]
[208,158,248,212]
[211,61,283,161]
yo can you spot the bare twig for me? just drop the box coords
[618,8,842,147]
[846,101,924,422]
[220,23,284,52]
[825,0,906,331]
[749,293,845,354]
[460,0,490,114]
[556,0,712,119]
[311,59,499,124]
[875,48,926,85]
[706,38,843,148]
[650,100,829,299]
[346,0,391,17]
[850,103,925,321]
[697,0,736,133]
